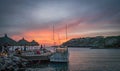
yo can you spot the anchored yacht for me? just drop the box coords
[50,46,69,62]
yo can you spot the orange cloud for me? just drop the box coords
[12,29,73,46]
[11,18,86,46]
[11,16,120,46]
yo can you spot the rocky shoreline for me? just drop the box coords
[0,54,27,71]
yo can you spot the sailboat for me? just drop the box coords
[50,24,69,62]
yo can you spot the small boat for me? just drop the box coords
[50,46,69,62]
[15,48,53,61]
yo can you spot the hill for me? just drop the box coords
[62,36,120,48]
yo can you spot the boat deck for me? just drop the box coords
[16,52,53,61]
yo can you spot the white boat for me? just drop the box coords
[50,47,69,62]
[50,24,69,62]
[15,48,53,61]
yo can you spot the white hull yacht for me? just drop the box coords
[50,47,69,62]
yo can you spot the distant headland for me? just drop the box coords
[62,36,120,49]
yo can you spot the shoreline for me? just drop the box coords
[67,46,120,49]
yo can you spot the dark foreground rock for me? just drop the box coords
[0,55,27,71]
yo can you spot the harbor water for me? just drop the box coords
[25,48,120,71]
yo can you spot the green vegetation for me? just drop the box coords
[62,36,120,48]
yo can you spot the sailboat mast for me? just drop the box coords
[66,24,68,41]
[53,24,55,46]
[58,33,61,45]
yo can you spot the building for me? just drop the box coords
[0,34,17,46]
[30,40,39,46]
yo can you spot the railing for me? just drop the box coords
[8,46,42,51]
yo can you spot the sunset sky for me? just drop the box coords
[0,0,120,46]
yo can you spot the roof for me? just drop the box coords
[0,34,17,46]
[30,40,39,46]
[18,38,29,46]
[0,34,39,46]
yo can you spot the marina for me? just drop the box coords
[0,0,120,71]
[1,48,119,71]
[0,45,69,70]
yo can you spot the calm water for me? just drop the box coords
[25,48,120,71]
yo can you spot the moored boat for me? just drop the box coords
[15,48,53,61]
[50,46,69,62]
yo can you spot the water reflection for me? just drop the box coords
[25,62,68,71]
[49,63,68,71]
[24,48,120,71]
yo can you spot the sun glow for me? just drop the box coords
[11,29,71,46]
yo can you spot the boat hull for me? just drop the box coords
[16,52,53,61]
[50,48,69,62]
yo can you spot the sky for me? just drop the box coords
[0,0,120,46]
